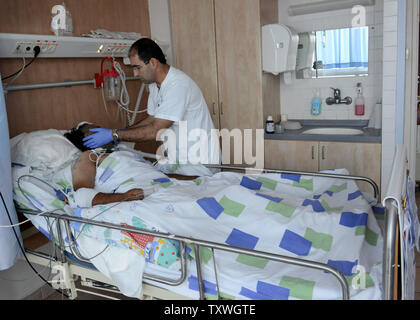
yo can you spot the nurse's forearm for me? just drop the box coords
[117,125,159,142]
[126,115,155,129]
[118,118,173,143]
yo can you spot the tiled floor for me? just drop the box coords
[22,192,420,300]
[21,233,135,300]
[24,279,137,300]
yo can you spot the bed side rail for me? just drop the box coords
[204,164,379,200]
[132,152,380,200]
[20,209,350,300]
[381,144,408,300]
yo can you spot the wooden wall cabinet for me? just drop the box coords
[265,140,382,195]
[170,0,278,134]
[170,0,220,128]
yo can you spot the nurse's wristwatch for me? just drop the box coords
[112,129,120,144]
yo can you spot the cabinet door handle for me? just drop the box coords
[322,146,326,160]
[220,102,224,115]
[311,146,315,160]
[212,102,216,115]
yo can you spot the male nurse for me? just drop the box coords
[83,38,219,174]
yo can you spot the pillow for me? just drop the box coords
[11,129,80,169]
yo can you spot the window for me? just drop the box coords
[313,26,369,78]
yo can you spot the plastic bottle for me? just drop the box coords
[281,114,288,125]
[355,83,365,116]
[311,89,322,116]
[265,115,275,134]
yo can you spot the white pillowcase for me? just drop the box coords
[11,129,80,169]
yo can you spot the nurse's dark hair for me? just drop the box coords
[129,38,167,65]
[64,123,91,152]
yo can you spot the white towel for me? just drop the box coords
[73,188,99,208]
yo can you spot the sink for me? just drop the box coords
[301,128,364,135]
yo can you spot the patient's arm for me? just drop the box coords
[167,174,198,181]
[92,188,144,206]
[72,151,144,206]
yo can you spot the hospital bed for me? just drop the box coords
[11,131,418,300]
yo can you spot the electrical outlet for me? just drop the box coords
[14,42,22,53]
[14,42,26,53]
[14,42,37,54]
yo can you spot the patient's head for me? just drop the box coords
[64,122,114,151]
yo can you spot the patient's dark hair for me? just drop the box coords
[129,38,167,65]
[64,124,91,152]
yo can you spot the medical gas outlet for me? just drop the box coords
[97,44,131,55]
[0,33,135,58]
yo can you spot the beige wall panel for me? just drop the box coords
[169,0,220,128]
[260,0,280,122]
[214,0,263,131]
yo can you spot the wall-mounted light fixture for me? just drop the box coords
[288,0,375,16]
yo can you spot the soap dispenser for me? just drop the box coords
[355,83,365,116]
[311,88,322,116]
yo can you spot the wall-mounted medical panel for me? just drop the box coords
[0,33,137,58]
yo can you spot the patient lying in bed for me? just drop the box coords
[11,122,195,210]
[64,123,146,207]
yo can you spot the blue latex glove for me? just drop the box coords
[82,128,113,149]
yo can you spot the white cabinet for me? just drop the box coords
[265,140,381,195]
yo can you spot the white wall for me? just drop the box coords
[278,0,384,121]
[148,0,174,66]
[381,0,401,195]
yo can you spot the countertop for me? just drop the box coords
[264,120,382,143]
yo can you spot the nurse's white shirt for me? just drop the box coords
[147,66,219,165]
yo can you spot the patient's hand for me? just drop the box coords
[91,188,144,206]
[123,188,144,201]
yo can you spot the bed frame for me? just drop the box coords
[16,148,412,300]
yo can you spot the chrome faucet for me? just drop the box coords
[326,87,352,105]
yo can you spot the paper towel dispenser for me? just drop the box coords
[261,24,299,76]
